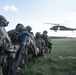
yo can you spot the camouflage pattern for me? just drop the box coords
[0,15,10,75]
[0,15,9,27]
[41,30,50,53]
[10,24,30,74]
[26,25,32,32]
[27,31,37,62]
[0,16,20,75]
[16,23,25,32]
[47,37,52,54]
[35,32,45,56]
[30,32,36,51]
[43,30,48,35]
[8,29,19,45]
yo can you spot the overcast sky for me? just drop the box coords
[1,0,76,37]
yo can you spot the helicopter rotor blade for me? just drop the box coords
[44,22,60,26]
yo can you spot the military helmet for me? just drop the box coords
[0,15,9,27]
[43,30,48,34]
[35,32,41,37]
[16,23,25,31]
[26,25,32,32]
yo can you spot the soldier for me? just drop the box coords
[26,26,37,62]
[30,32,39,56]
[0,15,20,75]
[0,15,11,75]
[35,32,45,56]
[10,23,30,75]
[41,30,49,53]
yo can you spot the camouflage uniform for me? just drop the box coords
[28,32,36,53]
[8,29,19,45]
[26,26,37,61]
[41,30,49,53]
[0,15,10,75]
[0,15,20,75]
[13,24,30,70]
[48,37,52,54]
[35,32,45,56]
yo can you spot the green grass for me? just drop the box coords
[19,38,76,75]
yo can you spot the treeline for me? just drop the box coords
[50,36,68,39]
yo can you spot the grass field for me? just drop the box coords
[19,38,76,75]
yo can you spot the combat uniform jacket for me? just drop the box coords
[35,36,45,54]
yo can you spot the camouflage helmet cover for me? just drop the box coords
[43,30,48,34]
[35,32,41,37]
[0,15,9,27]
[16,23,25,31]
[26,25,32,32]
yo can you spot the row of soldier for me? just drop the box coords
[0,15,52,75]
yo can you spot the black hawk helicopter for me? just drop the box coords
[45,22,76,32]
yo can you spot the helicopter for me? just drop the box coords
[45,22,76,32]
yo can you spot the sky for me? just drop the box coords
[1,0,76,37]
